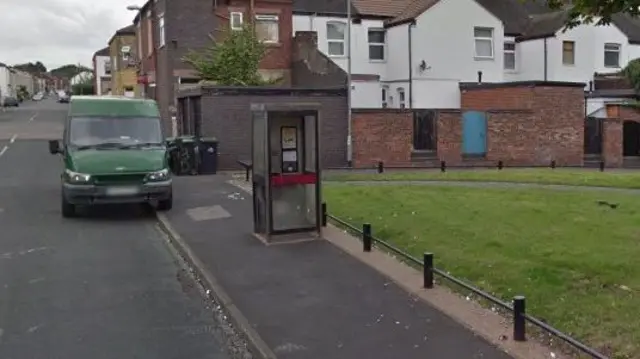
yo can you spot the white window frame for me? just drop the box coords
[474,27,494,59]
[562,41,575,65]
[230,12,243,30]
[604,43,621,68]
[326,21,346,57]
[158,13,165,48]
[504,41,516,70]
[397,88,406,109]
[255,14,279,43]
[368,28,385,61]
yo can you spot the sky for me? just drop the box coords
[0,0,146,70]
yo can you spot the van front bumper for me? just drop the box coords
[63,180,172,205]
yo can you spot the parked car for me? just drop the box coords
[33,93,44,101]
[2,97,19,107]
[58,92,70,103]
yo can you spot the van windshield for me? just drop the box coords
[69,117,163,148]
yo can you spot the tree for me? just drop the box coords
[182,24,278,86]
[71,70,94,95]
[542,0,640,28]
[50,64,91,80]
[13,61,47,74]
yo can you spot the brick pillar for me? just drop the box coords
[603,118,623,167]
[603,105,623,167]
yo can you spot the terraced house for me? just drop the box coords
[108,24,139,97]
[132,0,294,134]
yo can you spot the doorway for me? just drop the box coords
[583,117,603,156]
[462,111,487,156]
[623,120,640,156]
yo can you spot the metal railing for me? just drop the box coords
[322,204,608,359]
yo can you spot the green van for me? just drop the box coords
[49,95,173,217]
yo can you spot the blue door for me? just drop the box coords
[462,111,487,155]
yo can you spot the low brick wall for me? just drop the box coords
[351,82,586,168]
[351,109,413,167]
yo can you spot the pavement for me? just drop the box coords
[0,99,236,359]
[161,174,516,359]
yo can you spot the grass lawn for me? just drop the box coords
[325,168,640,189]
[324,184,640,358]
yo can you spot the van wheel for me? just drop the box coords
[157,194,173,211]
[61,196,76,218]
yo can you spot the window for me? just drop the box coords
[255,14,279,43]
[158,14,165,47]
[604,43,621,68]
[504,42,516,70]
[230,12,243,30]
[381,86,388,108]
[327,22,346,56]
[397,88,406,108]
[104,59,111,75]
[136,22,142,57]
[146,16,153,54]
[368,29,385,61]
[474,27,493,58]
[562,41,575,65]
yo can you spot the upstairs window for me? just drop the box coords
[474,27,493,58]
[327,21,346,56]
[562,41,575,65]
[368,29,385,61]
[255,14,279,43]
[504,42,515,70]
[230,12,243,30]
[604,43,621,68]
[158,14,165,47]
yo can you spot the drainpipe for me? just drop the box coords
[543,38,548,81]
[408,20,415,109]
[346,0,353,166]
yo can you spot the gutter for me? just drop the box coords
[543,38,548,81]
[408,20,415,108]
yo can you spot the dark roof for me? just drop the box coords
[518,9,640,43]
[385,0,531,34]
[293,0,357,16]
[108,24,136,45]
[352,0,411,17]
[92,47,110,59]
[116,24,136,35]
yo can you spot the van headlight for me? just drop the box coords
[146,168,170,181]
[64,169,91,183]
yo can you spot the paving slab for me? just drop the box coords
[164,174,515,359]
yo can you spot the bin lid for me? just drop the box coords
[176,135,196,143]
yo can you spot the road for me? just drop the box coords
[0,99,232,358]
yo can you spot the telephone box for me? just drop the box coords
[250,103,321,242]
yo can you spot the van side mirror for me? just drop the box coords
[48,140,61,154]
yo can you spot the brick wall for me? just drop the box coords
[291,31,347,87]
[350,82,586,168]
[460,82,585,166]
[602,104,640,167]
[180,86,348,170]
[351,109,412,167]
[214,0,293,82]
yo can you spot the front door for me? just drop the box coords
[462,111,487,156]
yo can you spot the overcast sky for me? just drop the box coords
[0,0,146,70]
